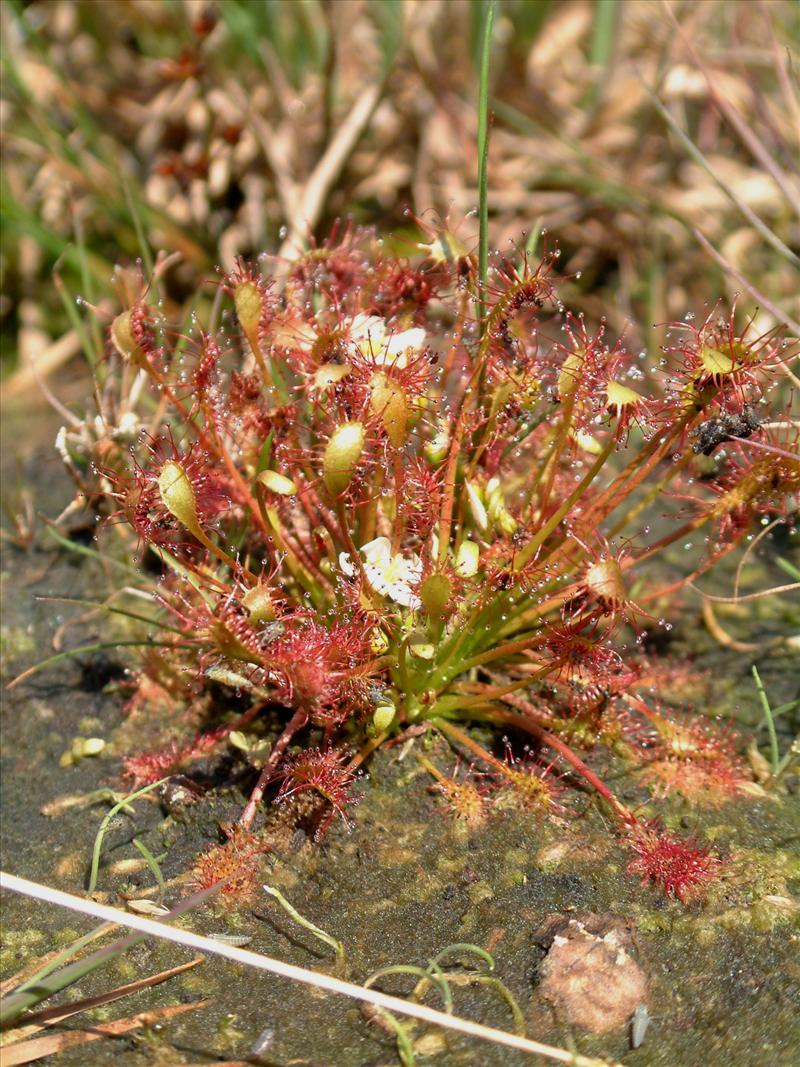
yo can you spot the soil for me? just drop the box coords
[2,384,799,1067]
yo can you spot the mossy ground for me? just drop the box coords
[2,390,798,1067]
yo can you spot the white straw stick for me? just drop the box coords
[0,871,618,1067]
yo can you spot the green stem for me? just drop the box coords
[515,437,615,570]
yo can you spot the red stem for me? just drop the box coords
[492,697,638,828]
[239,707,309,828]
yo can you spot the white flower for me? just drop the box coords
[350,314,426,369]
[339,536,422,609]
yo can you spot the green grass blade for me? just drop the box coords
[0,879,223,1025]
[752,665,780,776]
[376,1008,417,1066]
[44,526,141,577]
[590,0,617,69]
[36,595,183,636]
[431,942,495,972]
[6,922,116,1000]
[7,641,185,691]
[470,975,526,1035]
[776,556,800,582]
[131,838,167,901]
[88,780,169,896]
[263,885,346,971]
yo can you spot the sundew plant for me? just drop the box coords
[57,220,798,903]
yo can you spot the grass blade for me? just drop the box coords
[589,0,617,69]
[646,86,800,270]
[477,0,496,330]
[88,780,168,896]
[752,666,780,776]
[11,957,202,1030]
[6,641,185,692]
[262,884,346,971]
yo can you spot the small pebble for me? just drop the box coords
[251,1026,275,1056]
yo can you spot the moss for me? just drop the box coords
[0,624,36,676]
[0,928,46,971]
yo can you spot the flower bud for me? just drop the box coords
[241,582,276,625]
[369,372,408,448]
[111,310,145,367]
[420,572,451,619]
[373,702,396,732]
[425,428,449,466]
[233,280,263,338]
[370,628,390,655]
[158,460,202,538]
[456,540,480,577]
[257,470,297,496]
[323,421,365,496]
[486,477,517,536]
[410,640,435,660]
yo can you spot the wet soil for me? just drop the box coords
[2,386,799,1067]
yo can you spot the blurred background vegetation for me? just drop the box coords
[1,0,798,393]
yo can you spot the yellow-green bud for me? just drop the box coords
[456,540,480,578]
[234,281,263,337]
[229,730,251,752]
[486,477,517,536]
[425,428,449,466]
[409,637,435,660]
[111,310,144,366]
[323,421,365,496]
[158,460,202,538]
[420,573,451,619]
[370,628,390,655]
[241,583,276,625]
[258,470,297,496]
[373,702,396,732]
[369,372,408,448]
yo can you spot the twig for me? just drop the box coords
[693,227,800,335]
[692,581,800,604]
[278,82,383,261]
[645,83,800,270]
[700,599,768,653]
[663,0,800,219]
[477,0,495,327]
